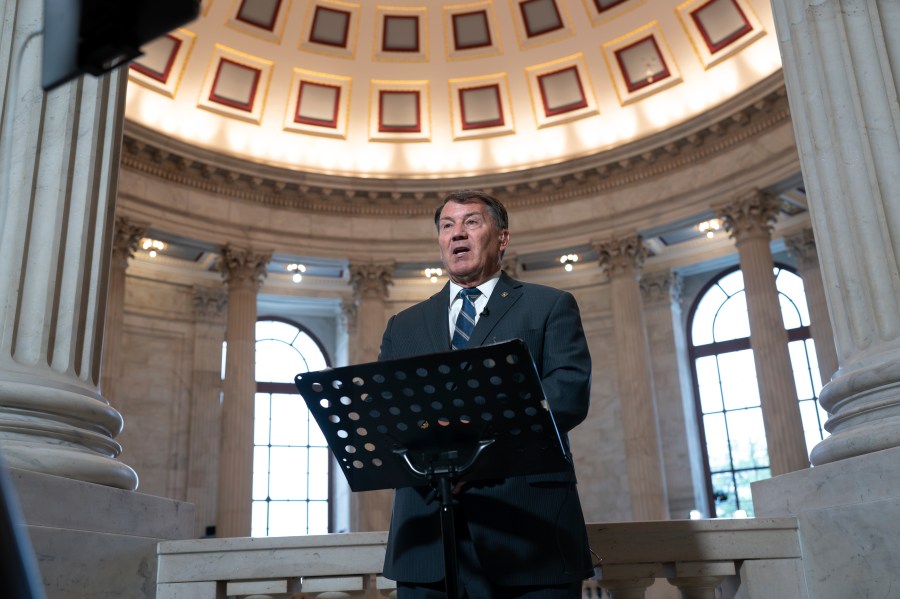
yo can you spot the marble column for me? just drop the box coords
[101,217,146,401]
[771,0,900,468]
[593,235,669,521]
[717,191,809,475]
[0,0,137,490]
[347,261,394,532]
[640,270,708,518]
[188,286,227,538]
[751,4,900,596]
[216,246,270,538]
[784,229,839,384]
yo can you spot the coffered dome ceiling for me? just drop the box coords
[124,0,782,179]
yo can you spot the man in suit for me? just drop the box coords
[379,190,594,598]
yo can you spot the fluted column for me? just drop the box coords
[640,270,708,518]
[593,235,668,521]
[0,0,137,489]
[188,286,227,538]
[771,0,900,466]
[101,217,146,400]
[785,229,839,384]
[217,246,270,537]
[717,191,809,475]
[348,262,394,532]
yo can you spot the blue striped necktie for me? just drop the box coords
[451,288,482,350]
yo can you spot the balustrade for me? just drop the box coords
[156,518,805,598]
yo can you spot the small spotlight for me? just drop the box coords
[560,254,578,272]
[140,238,166,258]
[424,267,443,283]
[697,219,721,239]
[287,263,306,283]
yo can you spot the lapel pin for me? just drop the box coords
[501,291,509,297]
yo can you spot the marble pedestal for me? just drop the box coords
[9,468,194,599]
[752,445,900,598]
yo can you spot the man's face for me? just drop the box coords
[437,200,509,287]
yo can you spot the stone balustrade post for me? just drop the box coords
[784,228,839,384]
[347,262,394,532]
[0,0,137,489]
[717,191,809,475]
[595,564,660,599]
[216,246,271,538]
[593,235,669,521]
[663,561,736,599]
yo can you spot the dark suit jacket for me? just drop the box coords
[379,271,594,586]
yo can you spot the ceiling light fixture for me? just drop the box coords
[287,263,306,283]
[697,219,721,238]
[140,238,167,258]
[424,267,443,283]
[560,254,579,272]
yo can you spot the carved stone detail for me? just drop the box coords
[717,189,781,243]
[593,235,647,279]
[219,245,271,288]
[501,253,519,278]
[112,216,147,267]
[193,285,227,321]
[349,262,395,301]
[341,298,359,334]
[640,270,683,306]
[784,228,820,270]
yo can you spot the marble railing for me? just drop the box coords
[156,517,805,599]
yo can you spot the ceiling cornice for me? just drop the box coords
[121,72,790,217]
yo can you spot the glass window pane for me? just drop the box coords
[717,270,744,296]
[710,472,737,518]
[256,339,304,383]
[252,446,270,500]
[733,468,770,516]
[806,339,825,392]
[255,393,271,445]
[308,447,330,500]
[691,285,727,346]
[251,500,269,537]
[268,501,307,536]
[713,292,751,342]
[799,398,825,453]
[703,413,731,472]
[788,340,815,400]
[270,394,310,446]
[256,320,300,344]
[776,270,810,326]
[309,416,328,447]
[269,447,308,499]
[725,408,768,470]
[779,294,803,330]
[295,333,328,371]
[308,501,329,534]
[696,356,723,413]
[718,350,760,410]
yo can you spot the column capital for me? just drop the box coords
[219,245,271,289]
[592,234,647,279]
[193,285,228,322]
[501,253,519,278]
[640,269,683,306]
[341,298,359,334]
[716,189,781,244]
[112,216,147,268]
[784,228,820,271]
[349,262,395,301]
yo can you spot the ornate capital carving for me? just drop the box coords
[716,189,781,243]
[501,253,519,278]
[112,216,147,267]
[785,228,820,270]
[593,234,647,279]
[640,270,683,306]
[219,245,271,288]
[193,285,227,321]
[349,262,395,301]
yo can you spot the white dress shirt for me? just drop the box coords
[447,274,501,339]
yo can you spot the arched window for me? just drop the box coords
[688,265,828,518]
[253,317,331,537]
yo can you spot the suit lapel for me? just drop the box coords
[423,283,451,353]
[468,271,523,347]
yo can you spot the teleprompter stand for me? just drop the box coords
[294,339,572,599]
